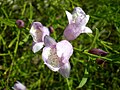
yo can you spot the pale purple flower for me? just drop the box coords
[42,35,73,78]
[30,22,50,53]
[64,7,92,41]
[12,81,26,90]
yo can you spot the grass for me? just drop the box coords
[0,0,120,90]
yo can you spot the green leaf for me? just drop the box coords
[1,7,8,19]
[22,2,27,16]
[29,3,33,20]
[0,35,6,45]
[14,30,20,55]
[19,35,30,46]
[8,37,17,48]
[77,68,89,88]
[0,17,15,26]
[89,28,99,49]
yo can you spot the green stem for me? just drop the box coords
[14,29,20,55]
[66,78,71,90]
[0,53,9,56]
[89,28,99,49]
[6,51,14,88]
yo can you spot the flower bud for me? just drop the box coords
[96,58,104,65]
[96,58,107,67]
[16,20,25,28]
[48,26,54,33]
[88,48,108,56]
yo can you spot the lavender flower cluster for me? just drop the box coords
[29,7,92,78]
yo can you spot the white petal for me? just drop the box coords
[81,27,92,33]
[42,47,60,71]
[30,22,44,42]
[30,26,37,42]
[58,62,71,78]
[42,47,51,61]
[84,15,90,25]
[32,42,44,53]
[41,26,50,41]
[65,11,73,24]
[44,62,60,71]
[12,81,26,90]
[56,40,73,63]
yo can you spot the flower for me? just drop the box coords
[64,7,92,41]
[42,35,73,78]
[30,22,50,53]
[16,20,25,28]
[12,81,26,90]
[88,48,108,56]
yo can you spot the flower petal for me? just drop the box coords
[41,26,50,41]
[82,15,89,26]
[75,15,89,26]
[30,22,50,42]
[56,40,73,63]
[64,24,82,40]
[42,47,51,61]
[45,62,60,71]
[32,42,44,53]
[12,81,26,90]
[72,7,86,16]
[81,27,92,33]
[72,7,86,24]
[30,22,43,42]
[44,35,57,47]
[42,47,60,71]
[58,62,71,78]
[65,11,73,24]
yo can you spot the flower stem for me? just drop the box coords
[66,78,71,90]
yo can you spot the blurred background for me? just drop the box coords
[0,0,120,90]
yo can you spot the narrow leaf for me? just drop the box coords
[8,37,17,48]
[77,68,89,88]
[29,3,33,20]
[0,17,15,26]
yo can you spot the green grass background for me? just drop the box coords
[0,0,120,90]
